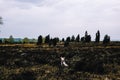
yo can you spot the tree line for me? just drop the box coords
[0,30,110,45]
[37,30,110,47]
[0,36,37,44]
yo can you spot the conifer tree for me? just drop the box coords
[52,38,57,46]
[76,34,80,42]
[66,36,71,42]
[62,38,65,42]
[37,35,43,45]
[95,30,100,43]
[45,35,50,44]
[84,31,91,43]
[71,35,75,42]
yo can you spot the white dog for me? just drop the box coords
[60,57,68,67]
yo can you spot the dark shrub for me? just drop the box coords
[8,71,36,80]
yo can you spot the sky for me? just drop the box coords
[0,0,120,40]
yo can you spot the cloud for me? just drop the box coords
[0,0,120,40]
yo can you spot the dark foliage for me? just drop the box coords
[52,37,59,46]
[49,37,59,46]
[45,35,50,44]
[71,35,75,42]
[85,35,91,43]
[74,61,104,74]
[85,31,91,43]
[81,31,91,43]
[0,44,120,79]
[76,34,80,42]
[8,71,36,80]
[62,38,65,42]
[66,36,71,42]
[103,35,110,44]
[95,30,100,43]
[37,35,42,45]
[81,37,85,42]
[0,39,2,43]
[64,41,69,47]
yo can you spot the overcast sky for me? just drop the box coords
[0,0,120,40]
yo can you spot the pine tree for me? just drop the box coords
[76,34,80,42]
[87,35,91,42]
[85,31,88,37]
[66,36,70,42]
[45,35,50,44]
[62,38,65,42]
[95,30,100,43]
[53,38,57,46]
[37,35,43,45]
[85,31,88,42]
[84,31,91,43]
[71,35,75,42]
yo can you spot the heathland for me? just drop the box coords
[0,42,120,80]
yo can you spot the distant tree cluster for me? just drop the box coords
[38,34,80,47]
[45,35,50,44]
[0,28,110,45]
[37,35,59,46]
[81,31,91,43]
[37,30,111,47]
[0,35,37,44]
